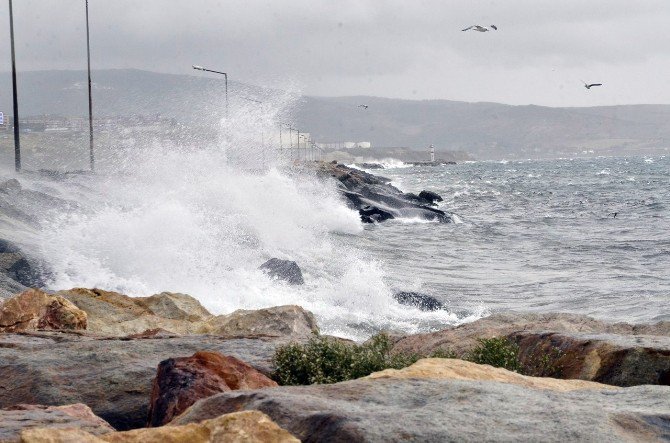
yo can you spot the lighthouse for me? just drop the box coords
[430,144,435,162]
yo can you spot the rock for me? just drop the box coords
[0,289,87,332]
[0,178,22,194]
[200,305,319,338]
[353,162,384,170]
[147,351,277,427]
[57,288,211,336]
[0,240,48,292]
[392,291,443,311]
[315,161,452,223]
[367,358,616,392]
[173,366,670,442]
[418,190,443,205]
[259,259,304,285]
[0,403,113,442]
[0,331,296,430]
[134,292,213,323]
[391,311,670,357]
[359,205,394,223]
[22,411,299,443]
[510,331,670,387]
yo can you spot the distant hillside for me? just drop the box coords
[1,70,669,159]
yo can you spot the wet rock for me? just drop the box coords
[0,240,48,293]
[0,178,22,194]
[147,351,278,426]
[510,331,670,387]
[418,190,443,205]
[201,305,319,338]
[259,258,304,285]
[22,411,299,443]
[391,311,670,357]
[0,403,113,442]
[359,205,394,223]
[393,291,443,311]
[0,331,296,430]
[315,161,452,223]
[173,364,670,442]
[354,162,384,170]
[0,289,87,332]
[57,288,211,336]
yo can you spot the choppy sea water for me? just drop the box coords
[359,156,670,324]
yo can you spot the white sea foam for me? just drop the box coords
[27,95,467,341]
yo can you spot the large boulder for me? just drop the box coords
[259,259,304,285]
[21,411,298,443]
[0,331,295,430]
[200,305,319,338]
[511,331,670,387]
[418,190,443,205]
[0,403,113,442]
[173,360,670,442]
[0,289,87,332]
[391,312,670,357]
[0,240,47,298]
[392,291,444,311]
[147,351,277,427]
[57,288,211,336]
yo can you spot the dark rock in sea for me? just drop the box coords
[260,258,304,285]
[393,291,444,311]
[0,239,50,295]
[359,205,394,223]
[316,162,452,223]
[0,403,114,442]
[147,350,277,427]
[418,190,443,205]
[354,162,385,170]
[173,359,670,442]
[0,331,297,430]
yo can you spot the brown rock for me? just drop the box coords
[0,403,113,442]
[148,351,278,427]
[366,358,618,392]
[21,411,298,443]
[392,312,670,357]
[57,288,210,336]
[200,305,319,338]
[511,331,670,386]
[0,289,87,332]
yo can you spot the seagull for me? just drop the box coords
[462,25,497,32]
[582,80,603,89]
[358,104,368,109]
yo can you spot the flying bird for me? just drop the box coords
[462,25,497,32]
[582,81,603,89]
[358,104,369,109]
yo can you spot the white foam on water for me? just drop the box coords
[28,94,470,341]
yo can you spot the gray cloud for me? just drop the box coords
[1,0,670,106]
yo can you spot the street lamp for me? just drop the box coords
[8,0,20,172]
[85,0,94,171]
[192,65,228,117]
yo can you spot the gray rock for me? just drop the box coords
[0,331,296,431]
[392,291,444,311]
[174,377,670,442]
[260,259,304,285]
[202,305,319,338]
[0,403,114,442]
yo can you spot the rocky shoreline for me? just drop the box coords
[1,170,669,441]
[0,288,669,441]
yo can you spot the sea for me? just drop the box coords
[1,108,668,341]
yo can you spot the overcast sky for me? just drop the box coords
[2,0,670,107]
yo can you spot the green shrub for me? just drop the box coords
[466,337,521,372]
[272,333,422,385]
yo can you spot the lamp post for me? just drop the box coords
[8,0,20,172]
[192,65,228,118]
[85,0,94,171]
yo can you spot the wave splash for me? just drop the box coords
[28,96,466,340]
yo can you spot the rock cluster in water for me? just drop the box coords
[315,161,452,223]
[1,287,669,441]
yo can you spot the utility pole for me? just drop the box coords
[8,0,20,172]
[85,0,94,171]
[192,65,228,118]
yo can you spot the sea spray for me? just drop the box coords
[11,95,465,340]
